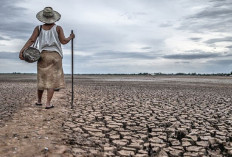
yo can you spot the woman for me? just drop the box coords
[19,7,75,109]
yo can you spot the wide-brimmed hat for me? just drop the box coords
[36,7,61,24]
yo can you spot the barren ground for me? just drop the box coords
[0,74,232,157]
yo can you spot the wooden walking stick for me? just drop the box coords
[71,30,74,109]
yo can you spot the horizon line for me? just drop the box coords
[1,72,232,75]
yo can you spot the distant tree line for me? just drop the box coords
[140,72,232,76]
[1,72,232,76]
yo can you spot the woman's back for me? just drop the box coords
[38,24,63,58]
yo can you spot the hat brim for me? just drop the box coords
[36,10,61,24]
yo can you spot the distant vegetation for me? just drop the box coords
[0,72,231,76]
[0,72,36,75]
[139,72,232,76]
[70,72,232,76]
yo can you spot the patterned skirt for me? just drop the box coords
[37,50,65,90]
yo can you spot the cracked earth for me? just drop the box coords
[0,74,232,157]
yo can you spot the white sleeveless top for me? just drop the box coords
[37,25,63,58]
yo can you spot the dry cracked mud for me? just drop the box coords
[1,74,232,157]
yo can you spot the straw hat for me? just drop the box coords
[36,7,61,24]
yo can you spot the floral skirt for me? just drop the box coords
[37,50,65,90]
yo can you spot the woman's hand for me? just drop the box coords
[19,51,25,60]
[70,33,75,39]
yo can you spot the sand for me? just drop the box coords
[0,74,232,156]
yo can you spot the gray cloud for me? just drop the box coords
[190,37,201,42]
[159,23,173,28]
[141,47,152,50]
[92,51,157,60]
[0,22,35,39]
[175,61,190,64]
[0,52,19,60]
[191,8,232,19]
[210,0,232,7]
[208,59,232,66]
[0,37,9,40]
[179,0,232,33]
[163,53,221,60]
[205,37,232,44]
[0,1,24,19]
[0,0,34,39]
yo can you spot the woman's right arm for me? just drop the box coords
[19,26,40,60]
[57,26,75,45]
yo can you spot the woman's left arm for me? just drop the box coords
[19,26,39,60]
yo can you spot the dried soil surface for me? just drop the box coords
[0,74,72,157]
[0,74,232,157]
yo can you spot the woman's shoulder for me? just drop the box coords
[32,25,41,32]
[56,25,63,32]
[56,25,63,29]
[34,25,40,29]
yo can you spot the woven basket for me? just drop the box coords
[23,47,40,63]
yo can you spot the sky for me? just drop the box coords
[0,0,232,74]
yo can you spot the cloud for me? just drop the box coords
[0,22,35,39]
[0,52,19,60]
[179,0,232,33]
[92,51,157,60]
[0,1,24,19]
[175,61,190,64]
[159,23,173,28]
[191,8,232,19]
[163,53,221,60]
[226,45,232,49]
[205,37,232,44]
[0,37,10,40]
[0,0,34,39]
[1,0,232,74]
[141,47,152,50]
[207,59,232,66]
[189,37,201,42]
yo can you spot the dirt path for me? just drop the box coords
[0,89,73,157]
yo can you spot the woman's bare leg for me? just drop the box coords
[46,88,54,107]
[37,90,44,104]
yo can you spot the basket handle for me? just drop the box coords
[32,25,42,48]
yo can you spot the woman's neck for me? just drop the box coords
[44,23,55,26]
[42,23,55,30]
